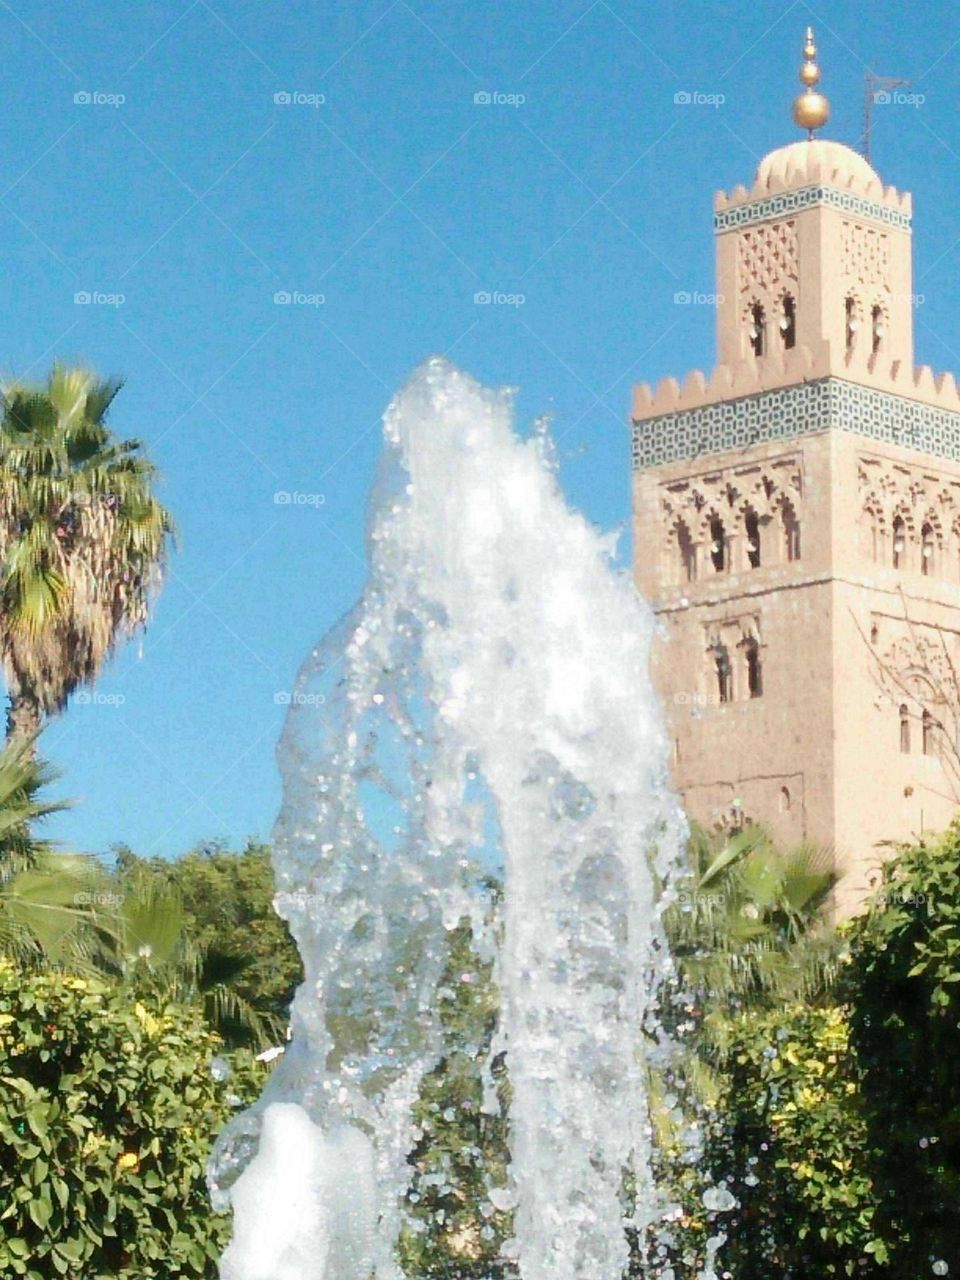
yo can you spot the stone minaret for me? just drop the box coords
[632,31,960,912]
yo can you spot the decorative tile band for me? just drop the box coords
[714,185,912,233]
[632,378,960,470]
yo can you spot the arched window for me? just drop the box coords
[714,645,733,704]
[782,502,801,562]
[923,710,936,757]
[675,519,697,583]
[709,515,727,573]
[859,503,882,561]
[744,640,763,698]
[779,295,796,349]
[745,509,761,569]
[872,304,885,356]
[779,785,791,813]
[845,296,859,353]
[921,522,936,576]
[892,515,906,570]
[749,303,766,357]
[900,704,911,753]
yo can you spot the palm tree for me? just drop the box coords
[0,364,174,741]
[665,822,839,1050]
[0,733,99,967]
[95,866,284,1050]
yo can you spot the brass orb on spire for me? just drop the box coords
[792,25,830,135]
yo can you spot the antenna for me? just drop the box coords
[863,71,909,163]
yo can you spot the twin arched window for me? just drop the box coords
[672,504,801,581]
[748,296,796,356]
[845,297,885,355]
[900,703,941,757]
[711,639,763,704]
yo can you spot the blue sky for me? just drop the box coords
[4,0,958,857]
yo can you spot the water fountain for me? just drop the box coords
[210,357,689,1279]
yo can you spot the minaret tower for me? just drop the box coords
[632,31,960,911]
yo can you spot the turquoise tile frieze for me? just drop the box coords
[632,378,960,470]
[714,185,912,233]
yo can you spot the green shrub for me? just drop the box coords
[844,825,960,1277]
[695,1004,884,1278]
[0,959,263,1278]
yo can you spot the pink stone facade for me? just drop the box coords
[632,139,960,914]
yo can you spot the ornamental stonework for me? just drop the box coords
[659,453,802,547]
[738,220,799,297]
[841,221,890,290]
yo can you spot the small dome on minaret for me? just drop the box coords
[755,139,882,192]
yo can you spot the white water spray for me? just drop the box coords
[211,358,686,1279]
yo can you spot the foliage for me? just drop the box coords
[0,958,263,1278]
[689,1004,883,1278]
[398,921,514,1280]
[664,822,839,1060]
[0,363,174,740]
[843,823,960,1276]
[114,840,302,1047]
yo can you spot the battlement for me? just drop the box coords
[632,341,960,425]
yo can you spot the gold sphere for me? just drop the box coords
[793,90,830,131]
[800,61,821,87]
[803,41,817,59]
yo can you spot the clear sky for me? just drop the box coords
[4,0,957,858]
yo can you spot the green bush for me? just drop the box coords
[0,959,263,1278]
[844,824,960,1277]
[697,1004,884,1278]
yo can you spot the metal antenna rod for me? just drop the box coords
[863,71,910,163]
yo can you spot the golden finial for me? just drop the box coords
[792,26,830,136]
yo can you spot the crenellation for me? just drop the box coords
[635,43,960,914]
